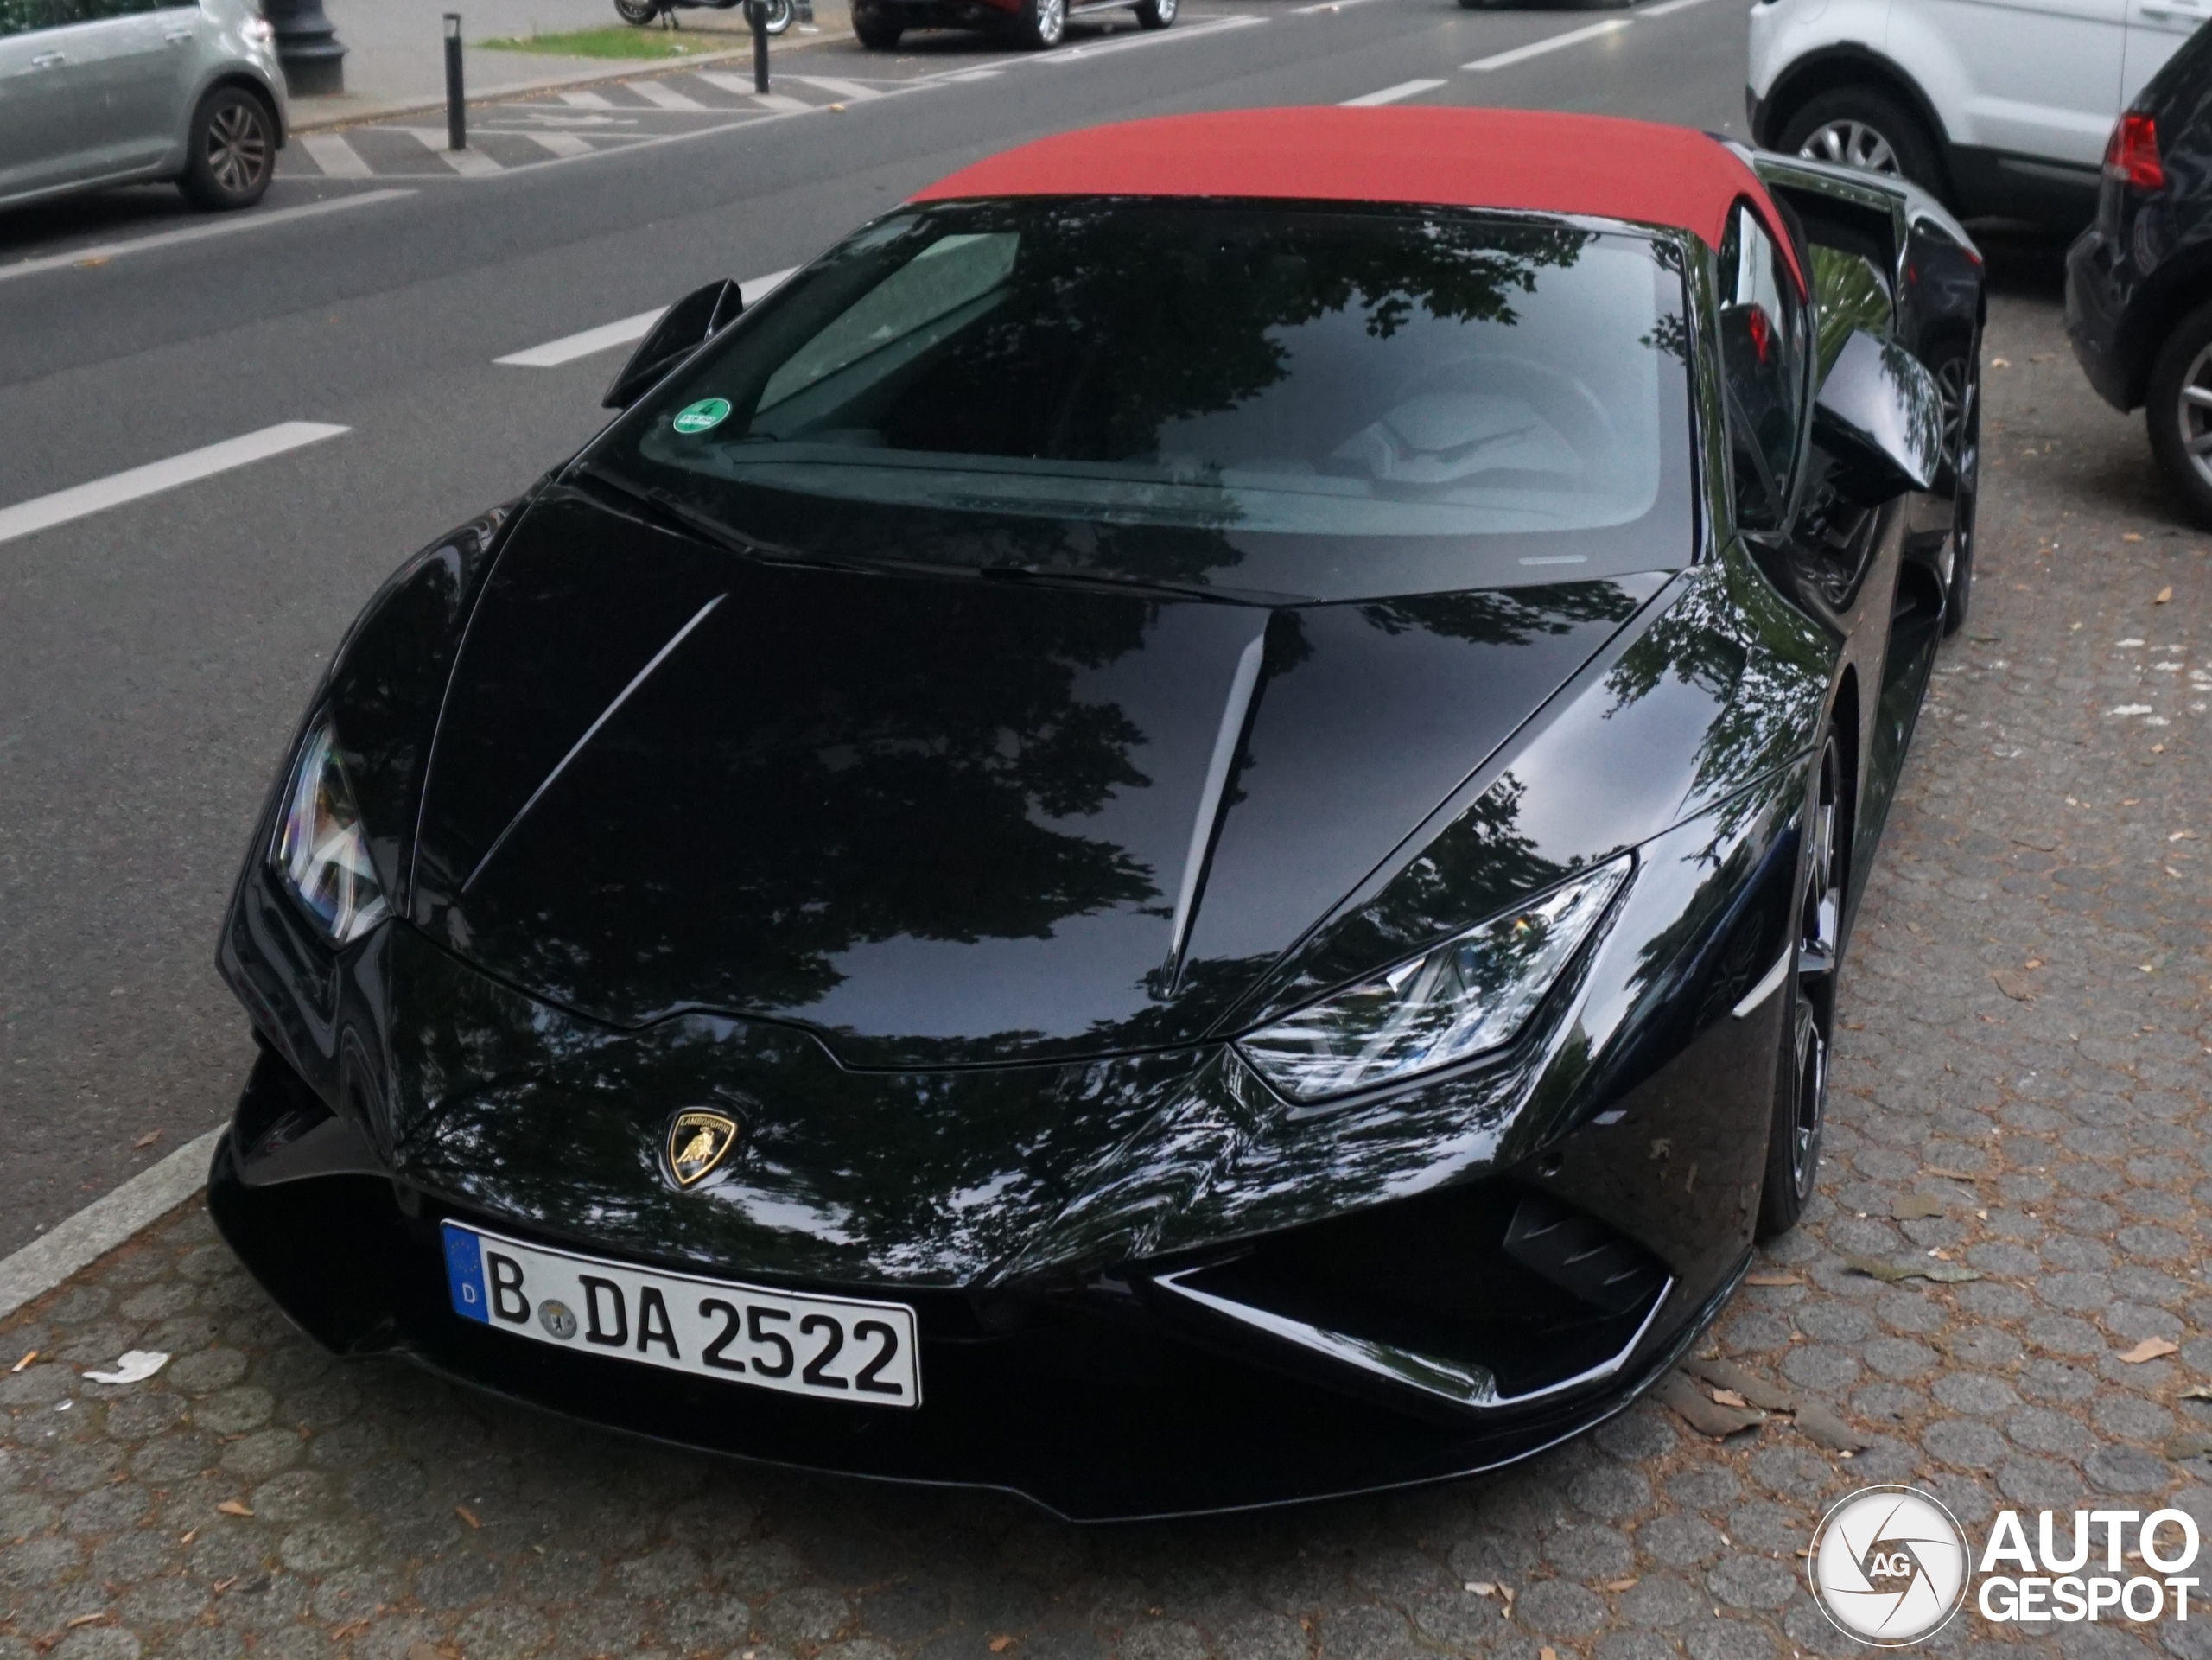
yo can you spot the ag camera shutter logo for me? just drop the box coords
[1808,1485,1970,1645]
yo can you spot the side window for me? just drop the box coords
[0,0,159,32]
[1716,202,1810,532]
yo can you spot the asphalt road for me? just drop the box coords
[0,0,1756,1255]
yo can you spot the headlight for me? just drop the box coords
[271,718,390,945]
[1237,858,1631,1103]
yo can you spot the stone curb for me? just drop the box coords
[0,1128,222,1322]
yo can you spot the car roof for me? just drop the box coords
[911,106,1799,278]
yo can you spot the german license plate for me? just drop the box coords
[441,1221,920,1407]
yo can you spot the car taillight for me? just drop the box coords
[2104,111,2165,191]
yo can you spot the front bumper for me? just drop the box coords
[210,1026,1756,1519]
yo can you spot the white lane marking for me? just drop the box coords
[626,78,709,111]
[0,423,349,548]
[1041,12,1262,58]
[1294,0,1390,12]
[782,74,884,99]
[520,130,595,156]
[495,267,798,367]
[1637,0,1716,15]
[560,89,613,107]
[932,64,1002,80]
[398,129,505,173]
[0,189,412,283]
[1463,16,1630,70]
[694,72,810,109]
[300,132,372,178]
[1340,77,1446,105]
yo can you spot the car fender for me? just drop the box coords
[1758,42,1956,161]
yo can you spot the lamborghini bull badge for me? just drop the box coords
[665,1109,743,1187]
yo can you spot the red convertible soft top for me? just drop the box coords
[912,106,1801,287]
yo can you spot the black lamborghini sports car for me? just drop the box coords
[212,107,1983,1520]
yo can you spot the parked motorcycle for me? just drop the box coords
[614,0,794,33]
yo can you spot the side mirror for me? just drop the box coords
[1811,328,1945,503]
[603,278,745,410]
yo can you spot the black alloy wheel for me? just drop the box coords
[614,0,659,22]
[1777,87,1945,200]
[1017,0,1065,48]
[180,87,276,212]
[1757,734,1844,1239]
[849,0,903,45]
[1936,350,1980,633]
[1135,0,1175,29]
[2145,299,2212,529]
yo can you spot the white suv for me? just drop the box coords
[1747,0,2209,227]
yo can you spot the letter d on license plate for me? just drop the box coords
[441,1221,920,1406]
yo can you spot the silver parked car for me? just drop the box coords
[0,0,289,214]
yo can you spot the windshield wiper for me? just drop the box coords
[977,563,1313,607]
[571,467,1310,606]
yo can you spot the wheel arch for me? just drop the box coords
[2115,256,2212,411]
[1760,48,1953,200]
[191,68,289,149]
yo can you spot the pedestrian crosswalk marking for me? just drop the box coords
[300,132,372,178]
[695,73,810,110]
[626,79,709,111]
[559,90,614,108]
[398,130,505,173]
[782,74,884,100]
[518,131,596,157]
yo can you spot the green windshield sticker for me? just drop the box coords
[671,398,731,436]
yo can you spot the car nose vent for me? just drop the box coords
[1147,1181,1672,1416]
[1502,1190,1669,1317]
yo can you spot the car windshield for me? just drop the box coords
[594,199,1695,601]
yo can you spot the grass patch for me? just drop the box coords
[477,25,736,58]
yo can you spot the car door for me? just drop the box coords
[2124,0,2212,105]
[60,0,199,178]
[0,0,94,201]
[1916,0,2128,165]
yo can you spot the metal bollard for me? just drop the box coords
[444,13,466,151]
[746,0,768,93]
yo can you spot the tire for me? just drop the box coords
[2144,299,2212,530]
[1134,0,1174,29]
[1777,86,1945,200]
[761,0,794,33]
[1016,0,1065,48]
[614,0,659,22]
[849,0,903,45]
[178,86,276,213]
[1756,732,1845,1241]
[1935,347,1980,634]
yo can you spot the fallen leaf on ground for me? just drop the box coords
[1991,970,2034,1002]
[216,1500,253,1518]
[2126,532,2145,542]
[1744,1271,1802,1287]
[1795,1402,1869,1453]
[1842,1253,1980,1284]
[2120,1338,2181,1364]
[1465,1582,1496,1597]
[1710,1388,1750,1409]
[2179,1384,2212,1402]
[1923,1166,1982,1181]
[1541,1649,1559,1660]
[1893,1192,1948,1219]
[83,1350,168,1385]
[1991,357,2011,367]
[1602,1579,1638,1593]
[67,1613,107,1628]
[10,1351,35,1372]
[132,1129,161,1149]
[456,1505,480,1529]
[988,1638,1015,1653]
[1684,1355,1796,1411]
[1655,1370,1764,1437]
[2157,586,2174,602]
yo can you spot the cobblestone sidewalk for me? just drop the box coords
[3,274,2208,1660]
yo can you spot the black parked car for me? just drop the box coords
[2066,20,2212,525]
[211,108,1978,1519]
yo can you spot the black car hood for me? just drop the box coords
[407,490,1666,1064]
